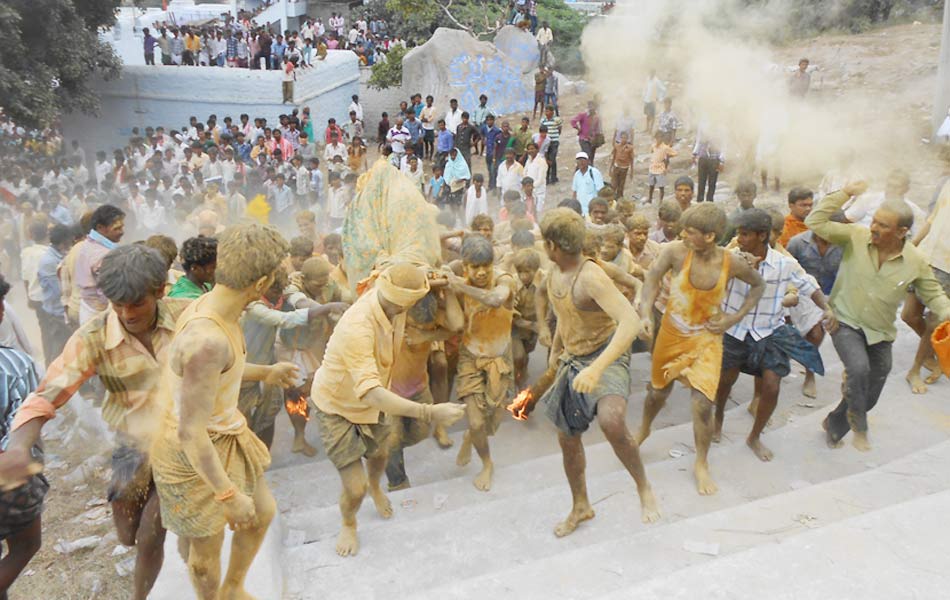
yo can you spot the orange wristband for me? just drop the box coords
[214,487,237,502]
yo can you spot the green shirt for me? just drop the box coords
[805,190,950,344]
[167,275,211,300]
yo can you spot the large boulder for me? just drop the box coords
[402,27,534,116]
[493,25,540,74]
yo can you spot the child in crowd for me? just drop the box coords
[647,131,677,203]
[464,174,488,226]
[511,248,541,389]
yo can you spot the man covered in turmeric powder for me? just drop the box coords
[150,224,300,600]
[636,204,765,495]
[310,263,465,557]
[535,208,660,537]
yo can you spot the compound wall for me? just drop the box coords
[63,51,359,154]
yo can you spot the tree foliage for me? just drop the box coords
[368,44,409,90]
[0,0,122,127]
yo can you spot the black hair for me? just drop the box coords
[180,236,219,271]
[733,207,772,235]
[90,204,125,231]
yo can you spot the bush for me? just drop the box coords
[368,44,408,90]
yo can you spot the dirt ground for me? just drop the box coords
[10,19,948,600]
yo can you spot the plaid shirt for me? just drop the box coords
[722,247,817,341]
[12,298,191,446]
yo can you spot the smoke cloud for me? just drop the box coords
[581,0,925,188]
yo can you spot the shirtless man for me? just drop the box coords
[150,224,299,600]
[310,263,465,556]
[386,286,463,490]
[448,235,517,492]
[2,245,191,600]
[636,204,765,495]
[533,208,659,536]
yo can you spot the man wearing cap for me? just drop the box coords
[311,263,465,557]
[572,152,604,215]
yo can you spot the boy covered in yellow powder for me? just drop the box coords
[448,235,517,491]
[512,248,542,389]
[635,204,764,495]
[279,256,348,455]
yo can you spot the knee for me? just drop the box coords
[256,493,277,528]
[187,553,217,579]
[692,397,713,420]
[598,414,627,443]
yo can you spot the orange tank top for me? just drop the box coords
[548,259,617,356]
[664,250,730,334]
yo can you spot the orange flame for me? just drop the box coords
[507,388,534,421]
[285,396,310,421]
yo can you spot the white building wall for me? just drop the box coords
[64,51,360,154]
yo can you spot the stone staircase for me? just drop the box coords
[150,327,950,599]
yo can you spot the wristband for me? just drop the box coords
[420,404,432,424]
[214,486,237,502]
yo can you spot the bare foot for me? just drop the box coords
[387,480,410,492]
[554,504,595,537]
[923,355,940,373]
[747,436,774,462]
[694,462,718,496]
[852,431,871,452]
[712,426,722,444]
[292,436,318,457]
[370,488,393,518]
[638,486,661,523]
[433,425,454,448]
[473,461,493,491]
[822,416,842,449]
[924,368,943,385]
[634,426,651,446]
[218,584,257,600]
[456,433,472,467]
[906,371,929,395]
[335,525,359,557]
[802,373,817,399]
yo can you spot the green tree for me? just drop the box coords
[0,0,121,127]
[368,44,408,89]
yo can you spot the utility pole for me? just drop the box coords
[933,0,950,134]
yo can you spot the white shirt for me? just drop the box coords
[843,192,927,236]
[387,126,411,153]
[296,165,311,195]
[524,153,547,199]
[536,27,553,46]
[464,185,489,226]
[643,76,667,104]
[445,108,463,133]
[324,142,347,162]
[349,101,364,122]
[496,160,524,197]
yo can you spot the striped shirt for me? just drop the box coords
[721,247,817,341]
[0,346,39,451]
[12,298,191,447]
[540,116,562,143]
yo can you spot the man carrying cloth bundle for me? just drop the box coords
[310,263,465,557]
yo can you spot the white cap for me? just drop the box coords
[575,151,589,160]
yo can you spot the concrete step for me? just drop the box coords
[269,346,845,519]
[598,486,950,600]
[428,440,950,600]
[278,379,834,543]
[280,364,949,599]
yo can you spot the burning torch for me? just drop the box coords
[507,363,559,421]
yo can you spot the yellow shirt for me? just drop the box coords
[310,289,405,424]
